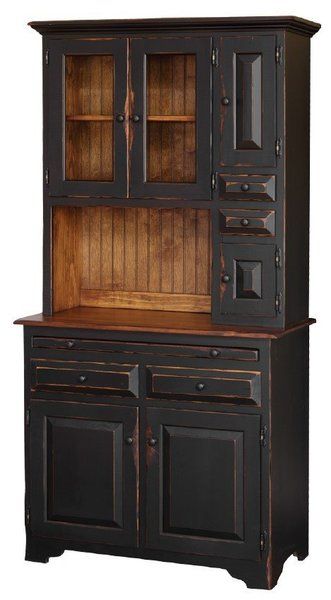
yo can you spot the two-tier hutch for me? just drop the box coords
[15,16,320,589]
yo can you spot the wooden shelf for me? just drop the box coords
[14,307,316,339]
[147,115,195,122]
[66,115,114,122]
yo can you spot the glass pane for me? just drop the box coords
[65,55,114,181]
[146,54,196,183]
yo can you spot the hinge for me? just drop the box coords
[275,45,283,65]
[211,172,217,191]
[275,247,282,269]
[211,48,218,67]
[260,425,267,447]
[45,50,49,65]
[275,138,282,158]
[26,507,31,526]
[275,293,282,314]
[260,530,268,552]
[26,409,30,427]
[45,168,49,185]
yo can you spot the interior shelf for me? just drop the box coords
[66,115,114,121]
[147,115,196,122]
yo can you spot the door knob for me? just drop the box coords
[222,274,231,283]
[125,436,133,446]
[131,114,140,122]
[116,113,125,122]
[221,97,230,106]
[148,437,158,447]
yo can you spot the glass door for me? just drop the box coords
[130,38,212,199]
[48,39,127,197]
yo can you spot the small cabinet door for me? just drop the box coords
[47,39,127,197]
[29,401,138,546]
[146,408,261,560]
[130,37,212,199]
[218,35,277,167]
[214,243,277,323]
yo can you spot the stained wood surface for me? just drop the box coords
[147,54,196,183]
[52,207,211,313]
[65,55,114,181]
[14,307,315,338]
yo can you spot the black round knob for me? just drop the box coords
[196,382,205,392]
[240,218,250,227]
[210,349,219,358]
[67,340,75,348]
[221,97,230,106]
[222,274,231,283]
[148,438,158,447]
[116,114,125,122]
[131,114,140,122]
[79,375,87,383]
[125,436,133,446]
[241,183,250,192]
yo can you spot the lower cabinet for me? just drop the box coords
[29,401,261,561]
[29,402,138,546]
[146,408,261,560]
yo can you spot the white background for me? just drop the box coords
[1,0,330,597]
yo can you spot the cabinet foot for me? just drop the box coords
[25,533,65,563]
[225,563,272,590]
[293,548,309,561]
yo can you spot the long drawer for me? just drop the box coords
[31,360,139,397]
[146,365,261,405]
[31,336,259,362]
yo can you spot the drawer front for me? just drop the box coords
[31,360,139,397]
[32,337,259,362]
[146,366,261,405]
[219,209,275,236]
[219,175,275,201]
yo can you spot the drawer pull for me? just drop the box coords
[196,382,205,392]
[125,436,133,446]
[148,437,158,447]
[221,97,230,106]
[79,375,87,383]
[67,340,75,349]
[241,183,250,192]
[209,349,220,358]
[222,273,231,283]
[240,218,250,227]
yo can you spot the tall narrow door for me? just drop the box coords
[29,401,138,546]
[218,35,277,167]
[130,37,212,199]
[47,39,127,197]
[146,408,261,560]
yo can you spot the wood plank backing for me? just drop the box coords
[146,54,196,183]
[79,207,211,312]
[65,55,114,181]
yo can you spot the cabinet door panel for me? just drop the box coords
[30,402,138,546]
[146,408,261,560]
[219,36,276,167]
[130,37,211,199]
[48,39,127,197]
[219,243,277,318]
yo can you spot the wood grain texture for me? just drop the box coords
[147,54,196,183]
[65,55,114,181]
[52,207,211,313]
[52,207,82,312]
[80,207,211,312]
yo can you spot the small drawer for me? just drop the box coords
[146,366,261,405]
[32,337,259,362]
[219,209,275,236]
[31,360,139,397]
[219,174,275,201]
